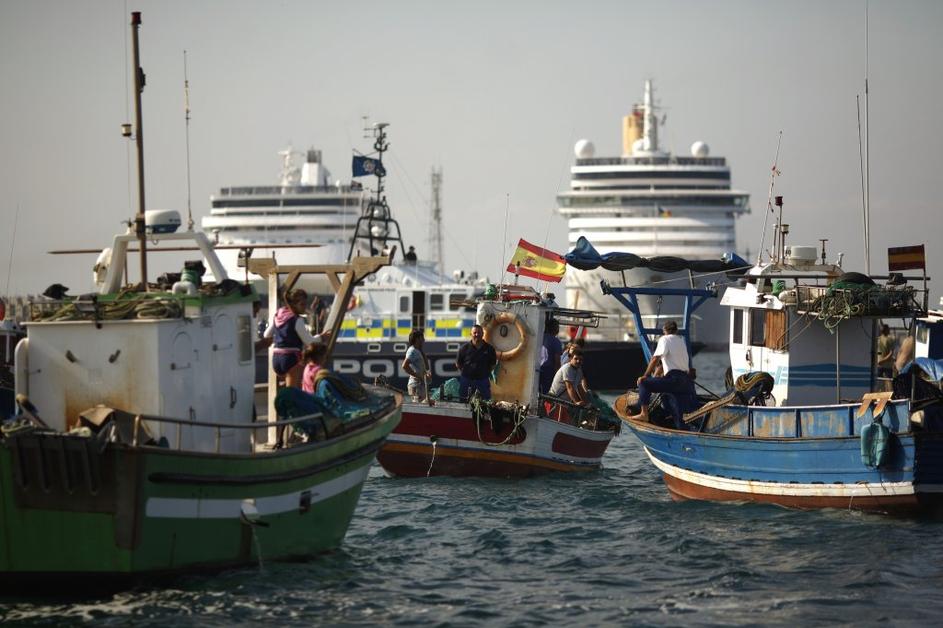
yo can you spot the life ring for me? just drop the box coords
[484,311,528,361]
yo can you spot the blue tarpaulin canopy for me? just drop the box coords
[564,236,750,275]
[899,358,943,382]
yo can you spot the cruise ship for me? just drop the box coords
[557,80,750,346]
[202,147,364,284]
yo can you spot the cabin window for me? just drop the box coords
[917,325,929,345]
[750,309,765,346]
[732,309,744,344]
[237,315,253,363]
[398,295,410,314]
[765,310,787,351]
[430,293,445,312]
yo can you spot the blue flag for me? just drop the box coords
[352,155,386,177]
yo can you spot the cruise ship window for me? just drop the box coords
[732,309,744,344]
[750,309,765,347]
[430,294,445,312]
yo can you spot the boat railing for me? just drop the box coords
[792,284,924,320]
[130,408,382,454]
[28,294,191,323]
[538,393,614,431]
[218,185,363,196]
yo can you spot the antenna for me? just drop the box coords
[864,0,871,275]
[346,122,405,262]
[429,167,444,274]
[757,131,783,264]
[5,204,18,295]
[857,95,868,272]
[129,11,148,289]
[183,50,194,231]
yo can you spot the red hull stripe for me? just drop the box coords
[377,442,598,478]
[551,432,611,458]
[398,411,526,445]
[662,473,919,512]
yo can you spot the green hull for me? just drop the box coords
[0,407,400,581]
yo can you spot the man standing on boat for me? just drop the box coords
[456,324,497,401]
[627,320,695,426]
[877,323,896,378]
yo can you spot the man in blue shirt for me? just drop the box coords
[456,324,498,401]
[539,319,563,395]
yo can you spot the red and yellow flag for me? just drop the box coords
[506,239,566,282]
[888,245,925,272]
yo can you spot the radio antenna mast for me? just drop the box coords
[183,50,194,231]
[428,167,443,274]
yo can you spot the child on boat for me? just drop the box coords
[264,288,331,448]
[264,288,332,390]
[302,342,329,394]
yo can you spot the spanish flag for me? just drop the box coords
[506,239,566,282]
[888,245,926,272]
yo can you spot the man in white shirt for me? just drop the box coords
[626,320,695,425]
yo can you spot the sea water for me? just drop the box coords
[4,352,943,625]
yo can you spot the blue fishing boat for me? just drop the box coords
[580,202,943,512]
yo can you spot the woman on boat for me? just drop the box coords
[264,288,332,389]
[402,328,431,402]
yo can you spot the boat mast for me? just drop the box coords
[130,11,148,289]
[429,167,443,273]
[346,123,406,261]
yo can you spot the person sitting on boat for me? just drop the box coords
[404,246,418,263]
[402,328,432,402]
[456,324,497,401]
[561,338,585,366]
[627,320,696,427]
[539,319,563,394]
[549,346,591,406]
[877,323,896,378]
[302,342,329,394]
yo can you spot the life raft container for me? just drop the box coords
[484,311,528,361]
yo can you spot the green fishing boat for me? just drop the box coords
[0,12,400,585]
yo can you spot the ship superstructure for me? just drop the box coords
[557,80,750,345]
[202,147,364,277]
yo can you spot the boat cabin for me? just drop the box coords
[343,261,481,342]
[720,246,925,406]
[16,226,258,453]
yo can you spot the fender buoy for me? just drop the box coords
[484,311,528,361]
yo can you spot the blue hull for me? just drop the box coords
[627,399,943,512]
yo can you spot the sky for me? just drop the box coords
[1,0,942,305]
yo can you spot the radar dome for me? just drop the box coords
[691,141,710,158]
[574,139,595,159]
